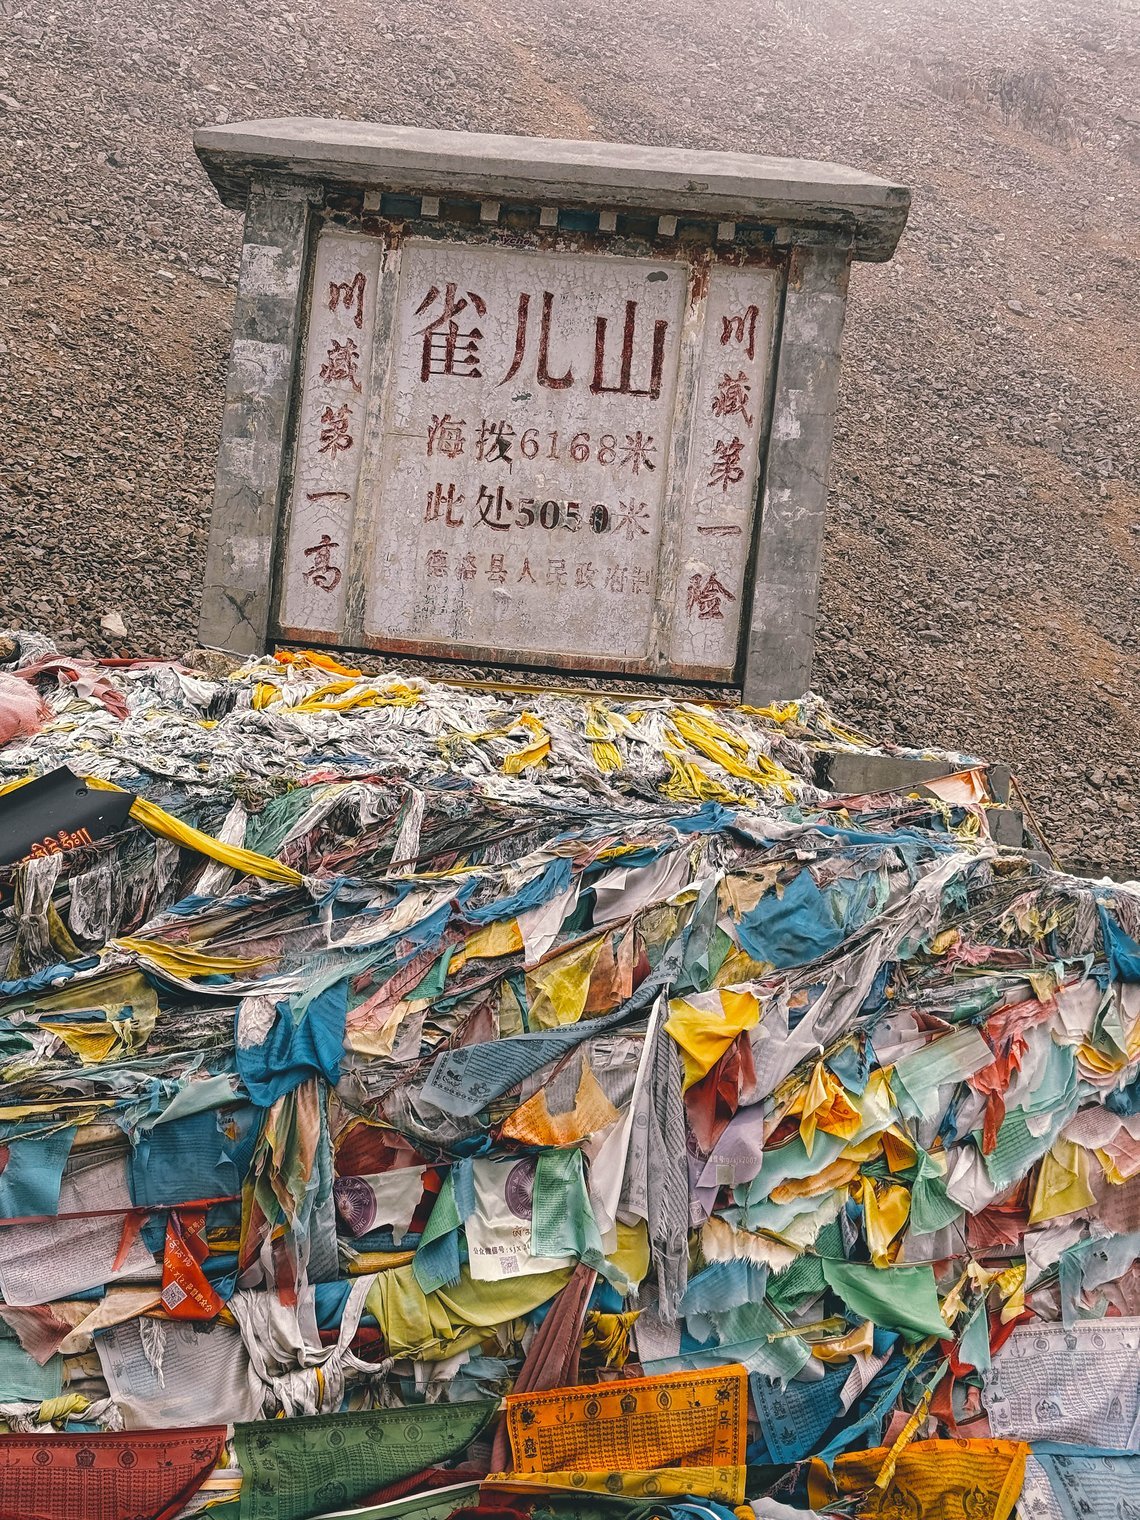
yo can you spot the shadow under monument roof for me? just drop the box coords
[193,118,910,260]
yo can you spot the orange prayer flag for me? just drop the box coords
[809,1438,1028,1520]
[503,1364,748,1479]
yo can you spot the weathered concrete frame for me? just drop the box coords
[196,123,908,699]
[200,180,316,654]
[741,245,851,703]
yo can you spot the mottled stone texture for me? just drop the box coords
[742,246,851,703]
[199,181,313,652]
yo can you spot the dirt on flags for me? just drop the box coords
[0,632,1136,1519]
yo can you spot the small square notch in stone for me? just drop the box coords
[362,189,382,213]
[479,200,501,224]
[657,214,678,238]
[717,220,736,243]
[539,205,559,228]
[420,195,440,218]
[597,210,618,233]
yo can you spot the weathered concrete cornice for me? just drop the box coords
[194,118,910,261]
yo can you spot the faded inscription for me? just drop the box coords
[280,229,778,676]
[279,231,381,636]
[366,242,685,664]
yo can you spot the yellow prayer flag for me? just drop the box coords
[461,918,525,963]
[788,1061,862,1155]
[810,1438,1027,1520]
[665,989,760,1089]
[501,1057,620,1147]
[1029,1136,1096,1223]
[852,1176,912,1267]
[525,936,605,1031]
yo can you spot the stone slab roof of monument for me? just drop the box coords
[194,119,910,259]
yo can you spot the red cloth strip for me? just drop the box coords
[0,1426,226,1520]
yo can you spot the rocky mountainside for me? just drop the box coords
[0,0,1136,867]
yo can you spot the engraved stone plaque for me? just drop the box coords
[195,121,909,695]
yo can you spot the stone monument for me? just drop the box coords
[194,120,909,699]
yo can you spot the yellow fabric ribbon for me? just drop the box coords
[874,1386,935,1490]
[669,709,798,800]
[583,701,632,774]
[501,713,552,774]
[83,776,303,886]
[273,648,364,677]
[36,1394,90,1424]
[813,1320,874,1363]
[580,1309,639,1368]
[113,937,269,980]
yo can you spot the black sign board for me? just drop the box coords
[0,768,136,869]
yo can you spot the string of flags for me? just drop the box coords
[0,633,1136,1520]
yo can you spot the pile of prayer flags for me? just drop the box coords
[0,634,1136,1520]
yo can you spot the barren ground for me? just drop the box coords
[0,0,1137,866]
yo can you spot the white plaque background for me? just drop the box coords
[367,241,685,663]
[278,227,780,679]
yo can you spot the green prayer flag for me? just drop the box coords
[890,1026,992,1122]
[956,1302,992,1374]
[981,1105,1069,1192]
[821,1258,948,1340]
[767,1250,826,1311]
[532,1146,606,1273]
[413,1171,462,1293]
[715,1297,813,1382]
[0,1332,62,1403]
[235,1401,496,1520]
[407,947,456,1002]
[909,1151,965,1236]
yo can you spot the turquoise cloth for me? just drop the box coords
[0,1127,76,1219]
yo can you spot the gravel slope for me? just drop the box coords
[0,0,1136,867]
